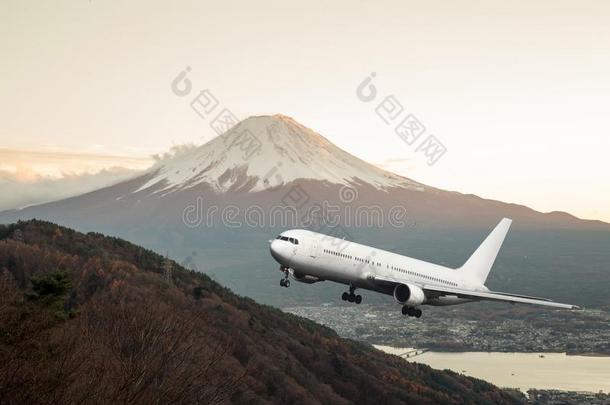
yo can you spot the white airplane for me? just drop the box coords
[269,218,580,318]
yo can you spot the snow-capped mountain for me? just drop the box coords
[135,114,423,195]
[1,114,607,234]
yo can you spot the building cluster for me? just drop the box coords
[527,389,610,405]
[284,304,610,354]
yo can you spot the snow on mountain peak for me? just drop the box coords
[136,115,422,194]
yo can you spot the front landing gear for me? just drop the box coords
[341,285,362,304]
[279,266,290,288]
[402,306,422,318]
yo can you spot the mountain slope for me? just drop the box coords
[0,220,523,404]
[135,114,422,194]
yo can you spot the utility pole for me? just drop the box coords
[163,254,173,286]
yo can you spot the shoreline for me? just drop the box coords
[375,345,610,394]
[374,345,610,357]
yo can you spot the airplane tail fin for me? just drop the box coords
[459,218,512,284]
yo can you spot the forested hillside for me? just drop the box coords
[0,220,524,404]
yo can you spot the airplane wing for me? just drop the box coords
[370,274,581,310]
[422,285,581,310]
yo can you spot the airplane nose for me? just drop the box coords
[269,240,281,261]
[270,239,292,264]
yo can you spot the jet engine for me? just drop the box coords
[393,283,426,306]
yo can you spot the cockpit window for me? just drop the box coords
[277,236,299,245]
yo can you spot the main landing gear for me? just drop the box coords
[402,306,422,318]
[279,267,290,288]
[341,285,362,304]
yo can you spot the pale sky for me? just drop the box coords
[1,0,609,221]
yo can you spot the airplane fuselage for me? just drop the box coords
[270,229,476,307]
[269,221,580,317]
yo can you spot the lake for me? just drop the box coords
[374,346,610,393]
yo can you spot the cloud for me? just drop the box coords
[0,147,211,211]
[0,148,156,211]
[151,144,199,165]
[0,167,145,211]
[0,148,153,178]
[375,157,417,173]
